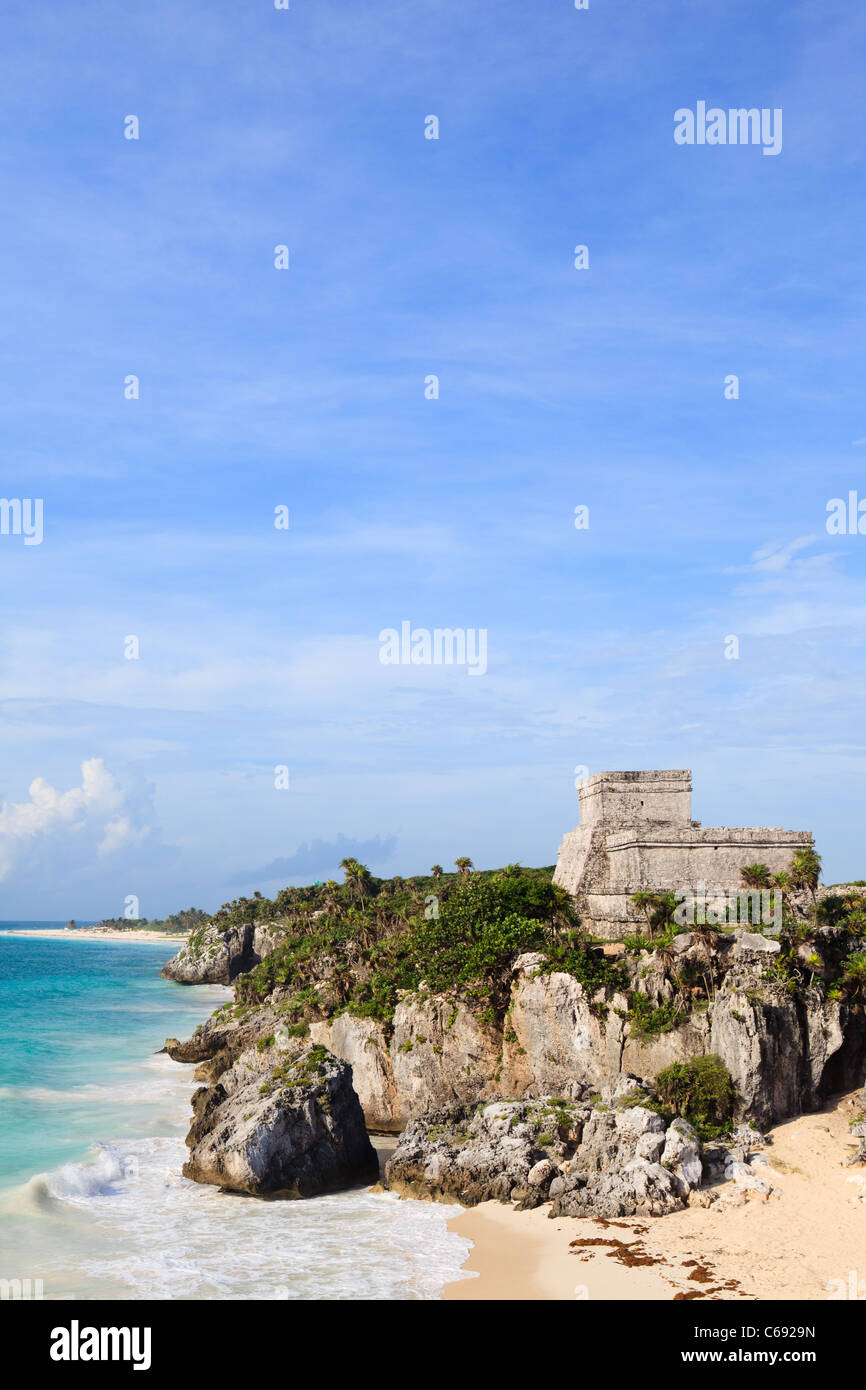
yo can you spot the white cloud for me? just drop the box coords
[0,758,150,882]
[98,816,151,857]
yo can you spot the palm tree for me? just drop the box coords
[741,863,772,890]
[690,918,719,1001]
[321,880,342,919]
[630,891,677,942]
[654,934,677,975]
[845,908,866,936]
[653,935,687,1016]
[498,863,522,879]
[804,950,822,989]
[549,883,578,934]
[340,857,372,902]
[841,953,866,1012]
[772,870,791,911]
[791,847,822,902]
[454,857,473,877]
[430,865,443,880]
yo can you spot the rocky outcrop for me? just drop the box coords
[547,1084,702,1219]
[183,1040,377,1197]
[165,1000,286,1081]
[165,925,865,1142]
[710,950,845,1131]
[386,1097,584,1208]
[386,1077,705,1218]
[550,1158,688,1220]
[161,921,282,985]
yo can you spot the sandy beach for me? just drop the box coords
[0,928,189,944]
[443,1090,866,1301]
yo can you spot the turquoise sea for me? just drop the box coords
[0,928,471,1299]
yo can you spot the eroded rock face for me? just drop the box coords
[499,954,628,1095]
[386,1081,704,1219]
[385,1097,586,1207]
[161,922,280,985]
[309,1014,399,1132]
[166,932,864,1137]
[710,967,845,1131]
[183,1041,377,1197]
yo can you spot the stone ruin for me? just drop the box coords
[553,769,813,940]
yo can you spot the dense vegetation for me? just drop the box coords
[223,861,625,1027]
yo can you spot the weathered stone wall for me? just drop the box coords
[554,769,813,939]
[577,769,693,830]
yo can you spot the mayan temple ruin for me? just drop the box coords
[553,769,814,939]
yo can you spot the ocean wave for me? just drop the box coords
[2,1134,473,1299]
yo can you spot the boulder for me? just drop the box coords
[571,1105,666,1175]
[183,1040,377,1197]
[549,1159,687,1219]
[733,931,781,957]
[385,1098,584,1207]
[661,1118,703,1189]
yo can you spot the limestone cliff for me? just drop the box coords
[161,920,282,985]
[166,928,865,1136]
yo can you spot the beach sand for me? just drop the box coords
[0,928,189,943]
[443,1090,866,1301]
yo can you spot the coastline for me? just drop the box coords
[0,928,190,944]
[443,1092,866,1301]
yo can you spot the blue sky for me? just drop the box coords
[0,0,864,918]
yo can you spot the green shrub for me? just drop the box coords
[654,1055,736,1141]
[627,992,679,1038]
[538,930,626,995]
[623,934,653,953]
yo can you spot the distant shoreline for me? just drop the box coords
[0,928,190,944]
